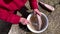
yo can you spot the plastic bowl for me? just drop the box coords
[27,12,48,33]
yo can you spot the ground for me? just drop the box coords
[6,0,60,34]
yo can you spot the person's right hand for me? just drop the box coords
[19,17,29,25]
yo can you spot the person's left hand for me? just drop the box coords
[33,9,41,16]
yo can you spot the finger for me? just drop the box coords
[24,20,28,25]
[37,12,41,16]
[34,10,41,16]
[28,21,31,24]
[24,20,31,25]
[22,23,26,25]
[34,11,37,15]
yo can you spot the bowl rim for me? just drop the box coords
[27,12,48,33]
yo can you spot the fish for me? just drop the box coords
[30,14,42,31]
[37,14,42,30]
[40,1,55,11]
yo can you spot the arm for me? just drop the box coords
[29,0,38,9]
[0,8,21,24]
[0,0,21,24]
[0,8,29,25]
[0,0,29,25]
[29,0,41,16]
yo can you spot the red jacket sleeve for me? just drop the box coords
[29,0,38,9]
[0,0,18,11]
[0,8,21,24]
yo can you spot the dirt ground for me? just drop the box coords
[8,0,60,34]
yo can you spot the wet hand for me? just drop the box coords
[33,9,41,16]
[19,17,29,25]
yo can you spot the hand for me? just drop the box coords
[33,9,41,16]
[19,17,29,25]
